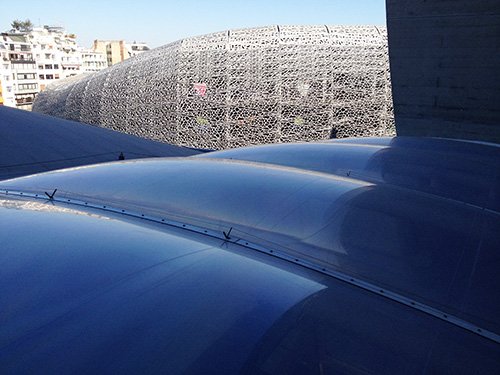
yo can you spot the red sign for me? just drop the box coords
[193,83,207,97]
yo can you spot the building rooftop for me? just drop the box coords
[0,105,201,180]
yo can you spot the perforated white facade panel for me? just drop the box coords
[34,25,394,149]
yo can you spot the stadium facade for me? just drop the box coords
[33,25,394,149]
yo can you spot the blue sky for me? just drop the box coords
[1,0,386,48]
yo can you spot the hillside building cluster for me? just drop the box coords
[0,25,149,109]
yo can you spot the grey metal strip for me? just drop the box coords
[2,188,499,344]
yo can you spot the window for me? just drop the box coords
[39,75,44,80]
[38,65,43,70]
[46,74,54,79]
[18,83,38,91]
[54,74,59,79]
[53,64,59,69]
[17,73,36,80]
[45,64,52,69]
[15,93,35,104]
[12,62,36,70]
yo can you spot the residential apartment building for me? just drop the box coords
[1,25,109,110]
[126,42,150,59]
[0,43,16,107]
[1,33,38,109]
[1,25,150,110]
[93,40,150,67]
[81,49,107,72]
[93,40,125,67]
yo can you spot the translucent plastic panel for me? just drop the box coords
[1,197,498,373]
[201,137,500,211]
[2,149,498,334]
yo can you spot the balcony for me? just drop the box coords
[15,93,35,105]
[10,57,35,64]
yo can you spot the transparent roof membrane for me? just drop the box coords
[2,139,499,334]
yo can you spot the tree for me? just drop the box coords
[11,19,34,32]
[11,20,22,30]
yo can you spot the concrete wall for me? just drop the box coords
[386,0,500,143]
